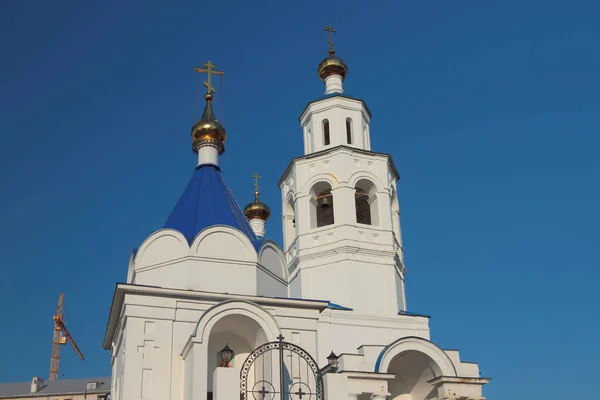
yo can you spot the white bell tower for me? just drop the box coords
[279,33,406,316]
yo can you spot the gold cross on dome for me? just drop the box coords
[252,173,261,193]
[194,60,224,95]
[324,25,336,52]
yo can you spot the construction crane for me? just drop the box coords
[49,293,85,380]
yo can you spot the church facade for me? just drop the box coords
[103,35,490,400]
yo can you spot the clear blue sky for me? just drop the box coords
[1,1,598,398]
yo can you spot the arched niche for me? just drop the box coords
[283,195,296,249]
[191,225,257,262]
[134,229,189,270]
[309,181,334,228]
[354,178,380,226]
[191,301,281,395]
[376,337,457,400]
[390,186,402,244]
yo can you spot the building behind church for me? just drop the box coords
[0,376,110,400]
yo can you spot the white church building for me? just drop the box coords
[103,35,490,400]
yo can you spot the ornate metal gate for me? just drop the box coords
[240,335,324,400]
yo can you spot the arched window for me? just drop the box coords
[390,187,403,257]
[323,120,330,146]
[355,187,371,225]
[316,189,334,227]
[346,118,352,144]
[310,182,334,228]
[284,196,296,249]
[355,179,379,226]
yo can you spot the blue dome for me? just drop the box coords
[164,164,260,248]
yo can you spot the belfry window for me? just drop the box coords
[310,182,335,228]
[355,188,371,225]
[354,179,379,226]
[284,197,296,248]
[346,118,352,144]
[316,189,334,227]
[323,120,330,146]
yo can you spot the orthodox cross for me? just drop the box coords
[253,173,261,193]
[194,60,224,95]
[324,25,336,53]
[137,340,159,360]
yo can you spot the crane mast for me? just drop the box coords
[49,293,85,380]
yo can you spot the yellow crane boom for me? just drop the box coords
[49,293,85,380]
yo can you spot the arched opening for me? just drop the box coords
[390,187,402,246]
[346,118,352,144]
[387,350,441,400]
[284,196,296,249]
[354,179,379,226]
[206,314,269,400]
[323,119,330,146]
[310,181,334,228]
[355,187,371,225]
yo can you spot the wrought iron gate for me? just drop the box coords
[240,335,324,400]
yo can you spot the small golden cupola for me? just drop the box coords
[191,93,226,154]
[243,174,271,238]
[317,26,348,94]
[191,61,226,164]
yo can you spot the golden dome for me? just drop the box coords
[317,50,348,81]
[191,93,227,154]
[243,192,271,221]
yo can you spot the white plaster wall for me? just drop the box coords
[132,227,262,295]
[107,287,324,400]
[257,241,288,297]
[120,314,174,400]
[299,96,371,154]
[293,259,401,315]
[135,258,258,295]
[279,146,405,316]
[317,310,430,368]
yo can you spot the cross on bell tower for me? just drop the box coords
[195,60,224,96]
[324,25,337,55]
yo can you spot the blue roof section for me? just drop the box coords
[398,310,431,318]
[164,164,260,248]
[328,302,353,311]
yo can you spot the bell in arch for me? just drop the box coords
[317,191,333,209]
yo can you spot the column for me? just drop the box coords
[370,391,389,400]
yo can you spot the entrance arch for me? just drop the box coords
[375,337,456,400]
[193,301,281,397]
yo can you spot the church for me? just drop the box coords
[103,30,490,400]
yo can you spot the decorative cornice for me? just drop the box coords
[427,376,491,386]
[298,94,372,122]
[288,246,400,276]
[278,145,400,187]
[299,99,371,127]
[103,283,329,349]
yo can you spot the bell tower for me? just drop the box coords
[279,28,406,316]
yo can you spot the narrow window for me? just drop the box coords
[355,188,371,225]
[323,120,330,146]
[346,118,352,144]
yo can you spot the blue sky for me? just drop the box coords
[1,0,599,398]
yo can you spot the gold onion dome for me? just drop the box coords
[317,49,348,81]
[244,192,271,221]
[191,93,227,154]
